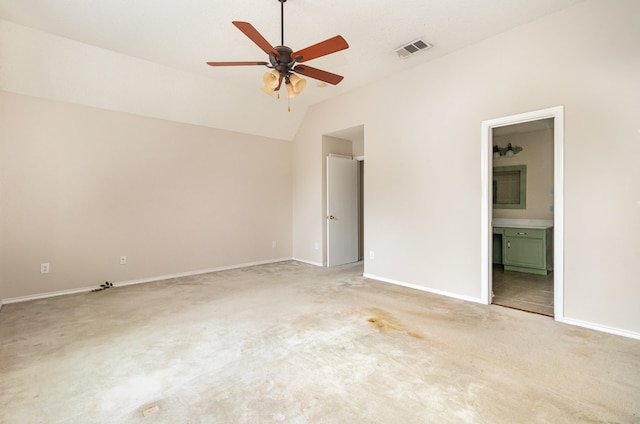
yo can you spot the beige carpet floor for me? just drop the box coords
[1,260,639,423]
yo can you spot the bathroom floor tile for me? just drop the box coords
[492,265,554,316]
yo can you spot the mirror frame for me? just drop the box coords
[493,164,527,209]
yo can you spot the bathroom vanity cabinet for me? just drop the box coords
[492,220,553,275]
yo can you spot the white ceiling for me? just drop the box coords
[0,0,582,139]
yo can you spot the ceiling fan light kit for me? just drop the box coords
[285,74,306,98]
[206,0,348,111]
[261,70,281,96]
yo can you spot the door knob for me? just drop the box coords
[327,215,335,220]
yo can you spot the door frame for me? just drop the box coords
[480,106,564,320]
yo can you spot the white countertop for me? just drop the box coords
[492,218,553,229]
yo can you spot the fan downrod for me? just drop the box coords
[278,0,287,46]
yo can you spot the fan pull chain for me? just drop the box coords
[288,96,291,113]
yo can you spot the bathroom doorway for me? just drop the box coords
[491,118,554,316]
[480,107,564,321]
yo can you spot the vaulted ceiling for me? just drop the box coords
[0,0,582,140]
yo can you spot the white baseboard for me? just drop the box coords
[363,273,483,304]
[292,257,323,267]
[115,257,293,288]
[2,286,97,304]
[561,317,640,340]
[2,257,293,305]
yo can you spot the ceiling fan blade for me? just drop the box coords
[293,65,344,85]
[232,21,280,57]
[207,61,269,66]
[292,35,349,62]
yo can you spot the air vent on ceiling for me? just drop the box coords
[395,39,433,59]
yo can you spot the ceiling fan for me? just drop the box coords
[206,0,349,104]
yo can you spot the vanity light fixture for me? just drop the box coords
[493,143,523,158]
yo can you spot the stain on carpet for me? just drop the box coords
[365,308,423,339]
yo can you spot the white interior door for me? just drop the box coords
[327,155,358,267]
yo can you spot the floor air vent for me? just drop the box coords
[395,39,433,59]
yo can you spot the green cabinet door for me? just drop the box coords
[504,236,545,268]
[502,228,550,275]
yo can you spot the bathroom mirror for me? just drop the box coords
[493,165,527,209]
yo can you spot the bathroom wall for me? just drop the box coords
[493,128,554,220]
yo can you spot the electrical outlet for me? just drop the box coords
[271,241,277,248]
[40,263,50,274]
[314,242,319,250]
[119,256,127,265]
[369,251,375,260]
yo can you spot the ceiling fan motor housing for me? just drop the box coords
[271,45,296,75]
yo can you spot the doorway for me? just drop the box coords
[480,107,564,320]
[326,154,359,266]
[322,125,365,267]
[492,119,554,316]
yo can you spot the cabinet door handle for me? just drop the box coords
[517,232,527,235]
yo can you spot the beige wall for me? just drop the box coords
[293,0,640,335]
[0,91,292,299]
[493,129,554,220]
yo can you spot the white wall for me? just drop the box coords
[0,19,304,141]
[292,0,640,335]
[0,91,292,300]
